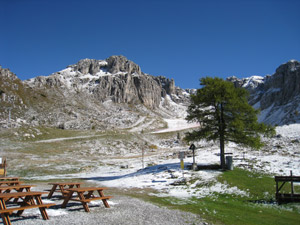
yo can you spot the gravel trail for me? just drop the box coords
[6,185,205,225]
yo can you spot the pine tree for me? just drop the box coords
[185,77,275,170]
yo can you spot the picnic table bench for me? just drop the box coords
[47,182,82,199]
[0,178,19,181]
[0,184,35,194]
[0,181,23,186]
[0,185,36,203]
[0,191,55,225]
[62,187,112,212]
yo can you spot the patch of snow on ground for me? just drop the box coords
[152,119,199,133]
[27,122,300,200]
[276,124,300,138]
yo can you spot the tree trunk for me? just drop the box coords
[220,134,226,170]
[220,102,226,170]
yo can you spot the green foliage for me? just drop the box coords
[185,77,275,168]
[149,144,158,150]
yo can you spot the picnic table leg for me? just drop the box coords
[78,192,90,212]
[13,190,21,203]
[0,199,11,225]
[48,184,58,199]
[62,191,74,208]
[86,191,94,199]
[16,196,34,216]
[35,196,49,220]
[25,187,31,192]
[59,185,66,194]
[97,190,110,208]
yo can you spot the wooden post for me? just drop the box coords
[290,171,294,197]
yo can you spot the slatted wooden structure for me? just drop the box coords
[275,171,300,204]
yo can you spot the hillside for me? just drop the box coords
[1,58,300,225]
[0,56,192,130]
[1,57,299,130]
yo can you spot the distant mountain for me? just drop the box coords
[1,57,299,130]
[227,60,300,125]
[0,56,191,130]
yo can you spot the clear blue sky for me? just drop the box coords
[1,0,299,89]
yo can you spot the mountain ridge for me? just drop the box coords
[0,56,191,130]
[227,60,300,125]
[1,57,299,130]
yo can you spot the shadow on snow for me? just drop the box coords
[82,162,182,182]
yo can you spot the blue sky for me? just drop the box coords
[1,0,299,89]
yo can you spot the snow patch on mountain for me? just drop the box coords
[242,75,264,89]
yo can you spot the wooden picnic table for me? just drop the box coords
[61,187,113,212]
[0,191,55,225]
[0,178,19,181]
[47,182,82,199]
[0,184,35,194]
[0,181,23,186]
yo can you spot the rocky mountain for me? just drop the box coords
[1,57,299,130]
[0,56,191,130]
[227,60,300,125]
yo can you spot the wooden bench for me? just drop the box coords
[0,191,55,225]
[0,184,35,194]
[62,187,113,212]
[0,181,23,186]
[0,203,55,214]
[80,196,112,203]
[0,177,19,181]
[275,171,300,204]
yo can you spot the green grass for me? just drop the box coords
[218,168,300,199]
[141,168,300,225]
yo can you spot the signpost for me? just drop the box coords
[189,144,197,171]
[178,151,185,177]
[179,151,185,169]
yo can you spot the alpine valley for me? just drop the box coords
[1,56,300,224]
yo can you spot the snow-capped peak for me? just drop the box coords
[242,75,264,89]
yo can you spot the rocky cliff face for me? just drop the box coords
[2,57,299,129]
[26,56,184,110]
[1,56,191,130]
[227,60,300,125]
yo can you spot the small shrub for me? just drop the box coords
[149,144,158,150]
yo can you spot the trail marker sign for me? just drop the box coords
[179,151,185,170]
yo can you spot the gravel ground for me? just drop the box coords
[5,185,206,225]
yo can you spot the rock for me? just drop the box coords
[1,56,191,130]
[227,60,300,125]
[106,55,141,75]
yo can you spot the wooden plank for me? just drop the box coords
[0,181,23,186]
[80,196,112,203]
[67,187,107,192]
[274,176,300,182]
[0,177,19,181]
[48,182,82,185]
[0,185,35,191]
[0,203,55,214]
[0,191,48,198]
